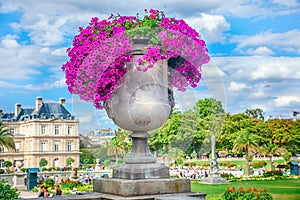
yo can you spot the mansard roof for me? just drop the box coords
[35,102,73,119]
[0,100,74,122]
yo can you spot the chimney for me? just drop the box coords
[0,109,2,118]
[59,98,66,106]
[15,103,21,117]
[35,97,43,111]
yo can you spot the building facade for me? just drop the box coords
[0,97,80,169]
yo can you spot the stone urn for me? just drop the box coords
[104,39,173,179]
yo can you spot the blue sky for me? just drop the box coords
[0,0,300,133]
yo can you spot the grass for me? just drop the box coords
[191,179,300,200]
[184,159,286,170]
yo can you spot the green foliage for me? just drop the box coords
[251,161,267,169]
[222,186,273,200]
[0,122,15,150]
[0,179,20,199]
[194,98,224,118]
[66,157,75,166]
[263,170,283,177]
[0,169,5,174]
[60,179,83,190]
[39,158,48,167]
[245,108,265,120]
[282,151,291,164]
[80,148,96,164]
[3,160,12,168]
[220,173,234,180]
[43,178,55,187]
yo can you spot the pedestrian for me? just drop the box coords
[37,185,45,198]
[52,184,63,197]
[24,176,28,190]
[44,186,49,198]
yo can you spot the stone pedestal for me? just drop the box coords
[93,178,191,197]
[13,173,26,191]
[200,173,229,184]
[200,135,229,184]
[113,163,169,179]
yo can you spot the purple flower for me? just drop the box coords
[61,9,210,109]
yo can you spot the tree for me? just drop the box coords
[39,158,48,167]
[3,161,12,172]
[0,179,20,199]
[233,129,260,176]
[245,108,265,120]
[288,120,300,154]
[262,142,281,170]
[170,110,200,155]
[80,149,96,164]
[167,147,184,164]
[218,113,248,154]
[267,119,293,146]
[0,122,15,150]
[66,157,75,166]
[194,98,224,119]
[149,112,181,152]
[107,137,125,165]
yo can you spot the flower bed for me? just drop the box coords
[222,186,273,200]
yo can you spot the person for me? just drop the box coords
[37,185,45,198]
[44,187,49,198]
[52,184,63,197]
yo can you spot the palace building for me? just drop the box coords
[0,97,80,169]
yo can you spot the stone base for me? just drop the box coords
[93,178,191,197]
[200,174,230,184]
[27,192,206,200]
[113,163,169,179]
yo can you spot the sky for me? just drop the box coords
[0,0,300,133]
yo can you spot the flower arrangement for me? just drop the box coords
[62,9,210,109]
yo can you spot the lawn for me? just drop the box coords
[191,179,300,200]
[185,159,286,170]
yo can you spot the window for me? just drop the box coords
[10,128,14,134]
[54,142,59,152]
[54,158,59,168]
[15,143,20,153]
[67,126,72,135]
[67,142,72,151]
[41,125,46,135]
[0,159,4,168]
[54,126,59,135]
[0,147,4,153]
[41,142,46,152]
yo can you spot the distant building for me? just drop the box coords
[0,97,80,169]
[80,128,115,148]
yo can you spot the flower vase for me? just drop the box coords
[104,39,172,179]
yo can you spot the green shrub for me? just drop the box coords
[263,170,283,177]
[251,161,267,169]
[43,178,55,187]
[220,173,234,180]
[0,179,20,199]
[222,186,273,200]
[0,169,5,174]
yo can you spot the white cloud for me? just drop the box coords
[273,96,300,107]
[1,36,19,48]
[228,81,247,91]
[245,46,275,56]
[272,0,299,7]
[232,30,300,55]
[186,14,230,43]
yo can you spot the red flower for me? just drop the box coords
[149,14,156,19]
